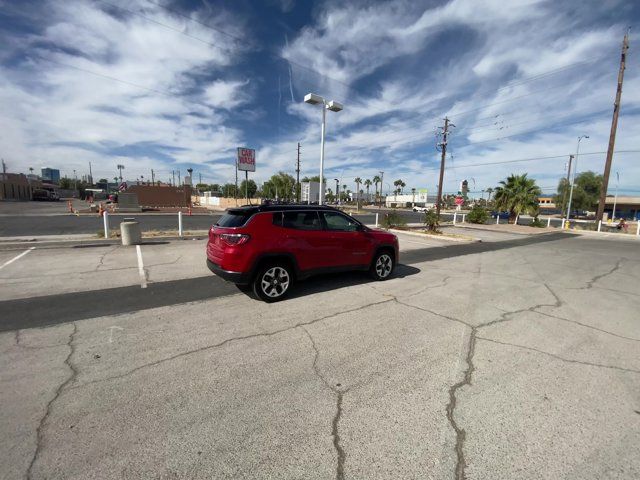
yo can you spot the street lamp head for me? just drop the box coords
[327,100,343,112]
[304,93,323,105]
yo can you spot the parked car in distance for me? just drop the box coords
[412,206,428,212]
[491,211,510,219]
[206,205,399,302]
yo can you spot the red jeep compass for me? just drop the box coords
[206,205,399,302]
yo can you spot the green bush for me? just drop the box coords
[467,205,489,224]
[423,208,440,232]
[381,211,407,229]
[529,217,545,228]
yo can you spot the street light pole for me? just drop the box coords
[566,135,589,224]
[304,93,343,205]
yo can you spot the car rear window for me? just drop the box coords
[216,211,253,227]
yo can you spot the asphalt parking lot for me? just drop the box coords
[1,229,638,479]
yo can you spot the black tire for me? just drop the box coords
[253,263,293,302]
[370,250,394,281]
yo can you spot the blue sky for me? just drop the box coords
[1,0,640,195]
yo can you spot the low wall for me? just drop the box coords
[197,196,262,210]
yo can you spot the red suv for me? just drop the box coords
[207,205,399,302]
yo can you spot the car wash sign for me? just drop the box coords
[237,147,256,172]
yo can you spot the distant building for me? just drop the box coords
[1,173,32,200]
[41,168,60,184]
[605,196,640,220]
[538,196,556,210]
[301,181,320,203]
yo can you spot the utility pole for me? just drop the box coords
[151,169,155,186]
[596,29,629,222]
[177,170,181,186]
[88,162,93,185]
[295,142,301,203]
[199,172,202,186]
[172,170,175,186]
[378,171,384,209]
[117,164,125,183]
[561,155,574,214]
[436,117,453,217]
[1,158,6,175]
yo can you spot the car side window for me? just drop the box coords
[321,212,360,232]
[281,211,322,231]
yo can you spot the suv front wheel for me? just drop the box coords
[253,263,293,302]
[370,251,394,280]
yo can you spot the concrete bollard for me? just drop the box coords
[453,212,457,225]
[375,212,379,227]
[121,220,141,245]
[178,211,183,237]
[514,215,519,225]
[103,211,109,238]
[496,215,500,225]
[637,221,640,236]
[598,220,602,232]
[547,217,551,228]
[462,214,466,223]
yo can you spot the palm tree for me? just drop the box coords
[354,177,362,207]
[372,175,381,204]
[493,174,541,223]
[364,179,372,203]
[485,187,494,202]
[393,180,403,200]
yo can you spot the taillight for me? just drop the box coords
[219,233,250,246]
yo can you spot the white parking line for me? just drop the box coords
[0,247,35,270]
[136,245,147,289]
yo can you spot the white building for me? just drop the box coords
[385,190,433,207]
[301,181,320,203]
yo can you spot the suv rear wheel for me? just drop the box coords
[253,263,293,302]
[370,251,394,281]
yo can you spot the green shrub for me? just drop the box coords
[467,205,489,224]
[529,217,545,228]
[381,211,407,229]
[423,208,440,232]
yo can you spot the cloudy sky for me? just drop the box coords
[1,0,639,195]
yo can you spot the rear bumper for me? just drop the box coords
[206,259,250,284]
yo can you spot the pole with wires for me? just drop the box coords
[596,30,629,222]
[436,117,454,218]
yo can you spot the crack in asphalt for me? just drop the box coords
[94,246,119,271]
[476,336,640,374]
[534,310,640,342]
[446,326,477,480]
[70,299,394,392]
[26,322,78,480]
[332,393,346,480]
[13,329,64,351]
[584,259,622,289]
[303,328,348,480]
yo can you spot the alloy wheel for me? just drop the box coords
[260,266,290,298]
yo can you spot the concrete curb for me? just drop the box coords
[386,228,477,243]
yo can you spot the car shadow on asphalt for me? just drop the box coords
[237,264,421,300]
